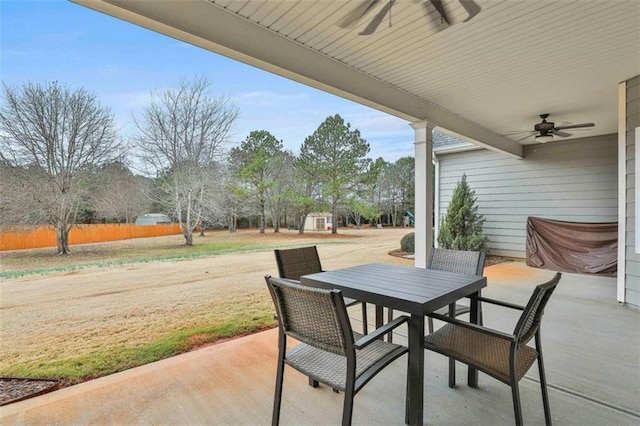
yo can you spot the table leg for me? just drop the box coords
[468,290,481,388]
[375,305,384,329]
[405,313,424,425]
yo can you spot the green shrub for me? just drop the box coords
[438,173,488,252]
[400,232,415,253]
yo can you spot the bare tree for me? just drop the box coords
[0,81,120,254]
[202,166,252,233]
[94,161,152,223]
[266,150,295,232]
[134,77,238,245]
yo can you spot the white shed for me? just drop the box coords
[304,212,333,231]
[135,213,171,226]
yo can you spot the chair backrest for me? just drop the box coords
[274,246,323,281]
[265,275,352,355]
[513,272,562,344]
[428,248,486,276]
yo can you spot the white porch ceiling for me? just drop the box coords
[73,0,640,159]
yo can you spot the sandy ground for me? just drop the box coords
[0,228,413,372]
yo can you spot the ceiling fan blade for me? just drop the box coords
[554,122,595,131]
[422,2,449,32]
[430,0,450,25]
[511,132,536,143]
[503,130,534,135]
[359,0,394,35]
[554,130,572,138]
[460,0,481,22]
[338,0,380,29]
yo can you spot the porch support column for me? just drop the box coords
[411,121,435,268]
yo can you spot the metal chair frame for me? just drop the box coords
[274,246,368,334]
[265,276,409,426]
[424,272,562,426]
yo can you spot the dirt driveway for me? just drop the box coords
[0,228,413,374]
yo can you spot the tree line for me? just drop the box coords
[0,78,414,254]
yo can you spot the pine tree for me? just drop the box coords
[437,174,488,252]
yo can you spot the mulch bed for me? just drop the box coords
[0,378,60,406]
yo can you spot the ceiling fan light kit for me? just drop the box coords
[535,134,554,143]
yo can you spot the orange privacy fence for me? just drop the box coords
[0,223,182,251]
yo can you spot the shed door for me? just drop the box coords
[316,218,325,230]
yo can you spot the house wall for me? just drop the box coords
[624,75,640,306]
[437,134,618,258]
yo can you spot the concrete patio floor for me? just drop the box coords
[1,262,639,425]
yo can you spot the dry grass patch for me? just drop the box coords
[0,228,411,387]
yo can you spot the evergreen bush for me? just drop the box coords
[438,174,488,252]
[400,232,415,253]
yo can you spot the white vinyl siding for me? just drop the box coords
[437,134,617,258]
[625,75,640,307]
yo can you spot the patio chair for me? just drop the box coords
[424,248,486,333]
[424,272,562,426]
[274,246,368,334]
[265,276,409,426]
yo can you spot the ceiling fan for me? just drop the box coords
[338,0,481,36]
[513,114,595,143]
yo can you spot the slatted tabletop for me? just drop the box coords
[301,262,486,315]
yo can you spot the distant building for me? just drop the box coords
[304,212,333,231]
[135,213,171,226]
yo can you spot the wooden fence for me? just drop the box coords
[0,223,182,251]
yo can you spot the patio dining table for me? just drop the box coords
[301,262,487,426]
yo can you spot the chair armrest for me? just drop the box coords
[476,296,525,311]
[428,313,515,342]
[354,315,409,349]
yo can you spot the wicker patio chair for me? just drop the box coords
[424,272,562,426]
[424,248,486,333]
[265,276,409,426]
[274,246,368,334]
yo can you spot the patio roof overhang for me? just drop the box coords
[70,0,640,160]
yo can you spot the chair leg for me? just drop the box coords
[536,336,552,425]
[273,357,286,426]
[511,380,524,426]
[342,387,355,426]
[405,357,410,425]
[308,377,319,388]
[448,358,456,388]
[427,316,434,333]
[361,302,368,335]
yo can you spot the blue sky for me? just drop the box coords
[0,0,415,161]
